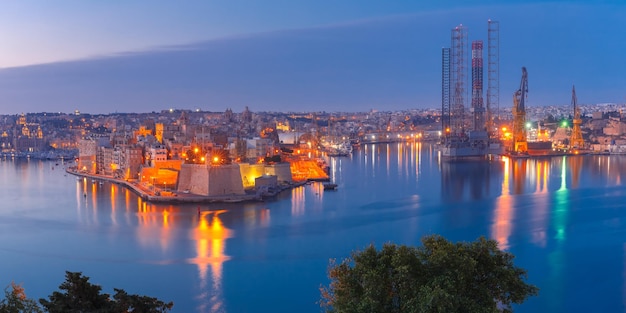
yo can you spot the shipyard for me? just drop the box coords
[438,21,601,160]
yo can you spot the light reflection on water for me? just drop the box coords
[189,211,232,313]
[492,156,512,250]
[3,147,626,312]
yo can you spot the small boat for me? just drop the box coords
[223,199,244,203]
[323,183,338,191]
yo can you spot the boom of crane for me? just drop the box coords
[512,67,528,153]
[570,85,584,148]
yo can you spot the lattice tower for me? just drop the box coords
[441,48,451,139]
[471,40,485,131]
[450,24,467,135]
[487,20,499,135]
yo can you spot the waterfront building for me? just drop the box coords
[9,113,47,153]
[602,117,626,136]
[0,131,11,151]
[146,145,168,166]
[121,145,143,180]
[228,137,275,162]
[78,139,97,173]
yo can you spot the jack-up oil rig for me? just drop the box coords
[440,21,503,160]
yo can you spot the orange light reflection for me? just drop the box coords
[110,184,117,226]
[291,186,305,216]
[492,157,512,249]
[189,211,233,313]
[136,203,173,251]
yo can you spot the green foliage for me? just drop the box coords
[320,235,538,313]
[264,155,282,163]
[38,271,173,313]
[111,289,173,313]
[184,148,204,164]
[39,271,110,313]
[0,282,42,313]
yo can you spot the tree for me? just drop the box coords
[39,271,111,313]
[320,235,538,313]
[111,289,173,313]
[0,282,42,313]
[39,271,173,313]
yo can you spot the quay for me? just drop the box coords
[66,167,304,204]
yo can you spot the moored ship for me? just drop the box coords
[527,141,553,156]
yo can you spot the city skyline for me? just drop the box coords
[0,1,624,114]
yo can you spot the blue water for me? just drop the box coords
[1,142,626,312]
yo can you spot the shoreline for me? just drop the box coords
[66,167,304,204]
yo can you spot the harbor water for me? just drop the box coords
[1,142,625,312]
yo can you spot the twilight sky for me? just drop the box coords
[0,1,624,114]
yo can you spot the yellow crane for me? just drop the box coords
[570,85,584,149]
[512,67,528,153]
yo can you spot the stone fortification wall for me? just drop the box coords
[255,175,278,189]
[239,163,266,188]
[177,165,193,191]
[177,164,244,196]
[189,165,210,195]
[239,163,293,187]
[177,164,209,195]
[208,164,245,196]
[266,163,293,183]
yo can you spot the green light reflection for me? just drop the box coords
[554,156,568,241]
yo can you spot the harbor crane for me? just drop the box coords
[512,67,528,153]
[570,85,584,149]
